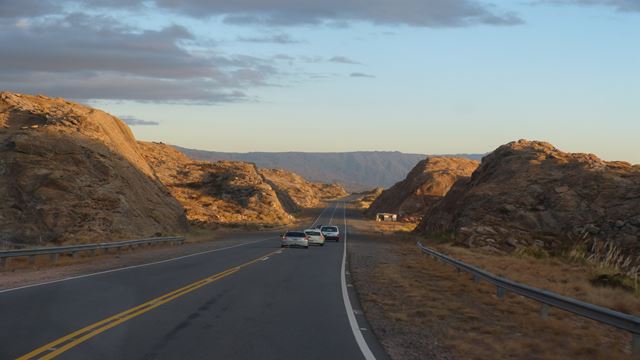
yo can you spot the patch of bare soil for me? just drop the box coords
[348,221,635,359]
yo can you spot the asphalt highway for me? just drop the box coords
[0,202,388,360]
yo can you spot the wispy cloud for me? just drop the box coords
[237,33,301,44]
[541,0,640,12]
[350,72,375,78]
[329,56,361,65]
[120,116,160,126]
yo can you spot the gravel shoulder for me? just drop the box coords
[348,231,455,360]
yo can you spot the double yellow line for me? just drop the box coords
[19,248,283,360]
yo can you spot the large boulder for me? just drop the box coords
[417,140,640,252]
[367,157,479,221]
[0,92,188,245]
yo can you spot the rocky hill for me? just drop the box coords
[352,187,384,209]
[258,168,348,212]
[0,92,188,245]
[367,157,479,221]
[417,140,640,253]
[176,147,485,191]
[138,142,292,227]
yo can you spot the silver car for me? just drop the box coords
[281,231,309,248]
[304,229,325,246]
[320,226,340,241]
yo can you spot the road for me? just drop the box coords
[0,202,388,360]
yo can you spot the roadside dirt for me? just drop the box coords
[347,213,635,359]
[349,233,455,360]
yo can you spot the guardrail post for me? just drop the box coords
[540,304,550,319]
[473,274,480,283]
[50,253,59,264]
[28,255,36,265]
[632,333,640,357]
[497,286,506,299]
[90,249,96,257]
[1,257,6,268]
[71,251,77,259]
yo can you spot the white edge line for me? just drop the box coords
[1,201,333,295]
[0,238,272,294]
[341,201,376,360]
[328,202,338,225]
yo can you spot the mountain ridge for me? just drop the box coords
[175,146,485,191]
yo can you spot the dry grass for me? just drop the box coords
[1,245,140,271]
[373,221,418,233]
[565,236,640,292]
[357,236,635,359]
[430,242,640,316]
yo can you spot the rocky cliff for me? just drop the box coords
[138,142,292,226]
[418,140,640,253]
[368,157,479,221]
[0,92,188,245]
[258,168,348,212]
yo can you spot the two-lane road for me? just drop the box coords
[0,202,387,359]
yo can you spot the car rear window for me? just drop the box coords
[285,231,306,237]
[321,226,338,232]
[305,231,321,236]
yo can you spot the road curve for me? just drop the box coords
[0,202,388,360]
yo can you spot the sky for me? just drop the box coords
[1,0,638,162]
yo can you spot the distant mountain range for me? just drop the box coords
[175,147,485,192]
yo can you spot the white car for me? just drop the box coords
[281,231,309,248]
[320,226,340,241]
[304,229,325,246]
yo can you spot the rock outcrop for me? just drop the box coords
[138,142,292,226]
[418,140,640,252]
[258,168,348,212]
[0,92,188,245]
[367,157,479,221]
[352,187,384,209]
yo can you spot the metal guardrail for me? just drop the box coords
[0,236,185,267]
[417,241,640,356]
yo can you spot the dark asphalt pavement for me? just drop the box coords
[0,202,388,360]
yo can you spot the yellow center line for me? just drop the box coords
[18,248,284,360]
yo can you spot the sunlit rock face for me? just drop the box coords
[418,140,640,253]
